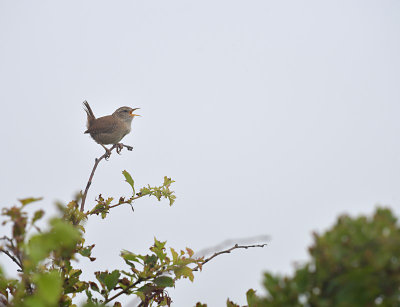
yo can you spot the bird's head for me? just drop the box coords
[114,107,141,122]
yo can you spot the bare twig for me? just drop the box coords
[194,235,271,258]
[0,249,22,270]
[1,238,32,293]
[80,144,133,212]
[0,236,23,270]
[0,236,14,245]
[192,243,268,272]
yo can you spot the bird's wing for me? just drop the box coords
[84,115,117,134]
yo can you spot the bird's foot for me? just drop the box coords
[104,148,112,160]
[116,143,124,154]
[123,144,133,151]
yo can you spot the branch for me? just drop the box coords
[103,278,144,304]
[192,243,268,272]
[0,249,22,270]
[0,236,15,246]
[0,236,23,270]
[134,243,268,307]
[194,235,270,258]
[80,144,133,212]
[87,194,144,217]
[104,268,171,304]
[108,195,141,209]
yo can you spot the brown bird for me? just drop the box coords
[83,100,140,156]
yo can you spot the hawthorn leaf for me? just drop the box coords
[24,271,62,305]
[186,247,194,257]
[154,276,174,288]
[174,266,194,281]
[122,170,135,195]
[32,210,45,224]
[19,197,43,206]
[104,270,121,291]
[170,248,178,263]
[246,289,258,306]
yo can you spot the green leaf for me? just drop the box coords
[32,210,45,224]
[121,250,140,263]
[19,197,43,206]
[69,269,82,279]
[246,289,258,306]
[144,254,158,267]
[168,195,176,206]
[135,290,146,301]
[170,248,179,264]
[89,281,100,292]
[137,283,157,294]
[79,244,95,259]
[104,270,121,291]
[174,266,194,281]
[152,238,167,261]
[26,218,81,268]
[154,276,174,288]
[79,247,91,257]
[122,170,135,195]
[163,176,175,187]
[25,271,62,306]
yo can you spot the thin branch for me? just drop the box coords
[0,236,23,270]
[108,195,141,209]
[194,235,271,258]
[80,144,133,212]
[0,249,22,270]
[1,238,32,293]
[0,236,14,245]
[80,144,117,212]
[133,243,268,307]
[103,278,144,304]
[137,295,154,307]
[192,243,268,272]
[87,194,142,217]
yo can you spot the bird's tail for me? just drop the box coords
[83,100,96,130]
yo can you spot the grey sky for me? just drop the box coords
[1,1,400,305]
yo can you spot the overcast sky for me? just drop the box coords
[1,1,400,306]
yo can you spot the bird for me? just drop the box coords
[83,100,140,156]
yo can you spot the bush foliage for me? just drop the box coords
[2,150,399,306]
[0,171,204,306]
[229,207,400,307]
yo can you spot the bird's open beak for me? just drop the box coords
[130,108,141,117]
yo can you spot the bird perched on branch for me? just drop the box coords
[83,100,140,157]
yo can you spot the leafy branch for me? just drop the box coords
[136,243,268,307]
[80,143,133,212]
[87,174,176,219]
[0,142,267,307]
